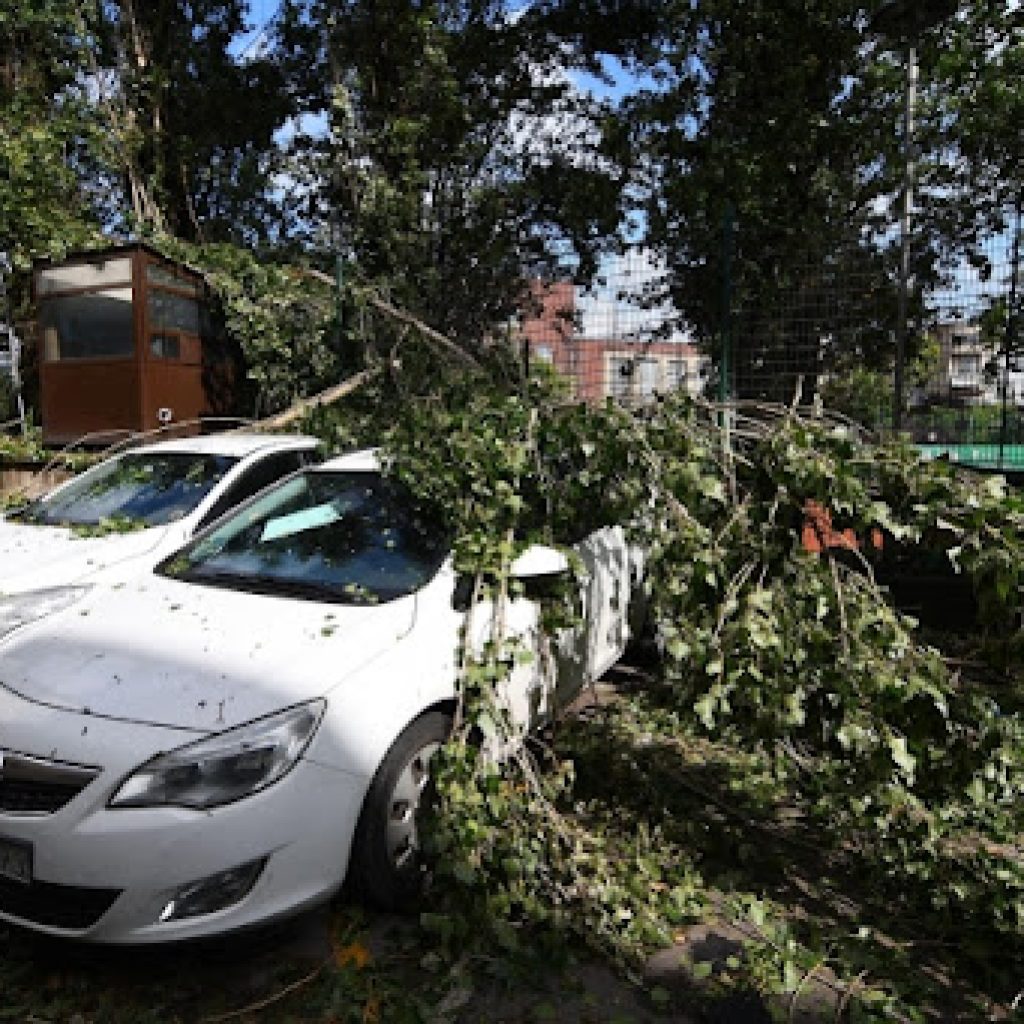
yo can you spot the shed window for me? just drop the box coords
[150,333,181,359]
[147,263,200,295]
[37,258,132,295]
[148,290,200,334]
[40,288,134,360]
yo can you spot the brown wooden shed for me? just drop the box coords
[34,244,214,445]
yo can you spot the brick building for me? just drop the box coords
[518,281,707,403]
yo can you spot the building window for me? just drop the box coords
[609,356,633,399]
[534,345,553,364]
[637,358,659,398]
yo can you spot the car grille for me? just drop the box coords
[0,751,99,815]
[0,877,121,929]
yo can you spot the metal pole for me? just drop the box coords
[719,203,734,407]
[894,42,917,434]
[999,193,1022,472]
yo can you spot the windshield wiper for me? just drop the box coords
[177,569,378,604]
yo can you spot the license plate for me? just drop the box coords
[0,838,32,885]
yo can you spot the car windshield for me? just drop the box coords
[159,470,449,604]
[14,452,238,528]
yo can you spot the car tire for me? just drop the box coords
[350,710,452,912]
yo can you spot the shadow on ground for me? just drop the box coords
[0,901,689,1023]
[561,664,1021,1023]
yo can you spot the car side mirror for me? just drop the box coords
[451,547,570,612]
[509,545,570,579]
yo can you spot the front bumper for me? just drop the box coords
[0,689,365,943]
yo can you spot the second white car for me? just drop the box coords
[0,432,320,597]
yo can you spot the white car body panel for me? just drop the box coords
[0,521,178,593]
[0,683,362,942]
[0,576,417,732]
[0,454,638,942]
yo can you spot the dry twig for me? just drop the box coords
[201,963,324,1023]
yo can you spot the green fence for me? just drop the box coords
[917,443,1024,473]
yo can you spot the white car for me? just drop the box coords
[0,433,320,596]
[0,451,637,942]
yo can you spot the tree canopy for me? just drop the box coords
[0,0,1019,404]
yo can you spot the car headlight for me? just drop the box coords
[0,586,92,641]
[109,700,326,809]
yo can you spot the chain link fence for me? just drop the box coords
[518,253,711,409]
[521,218,1023,472]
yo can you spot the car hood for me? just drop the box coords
[0,574,416,732]
[0,519,170,593]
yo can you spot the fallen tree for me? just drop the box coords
[305,357,1023,1018]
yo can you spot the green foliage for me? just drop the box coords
[816,332,942,432]
[0,0,105,273]
[818,365,894,431]
[68,513,147,537]
[0,425,100,468]
[645,412,1023,870]
[285,0,625,353]
[2,1,1021,1015]
[92,0,293,243]
[0,427,47,465]
[153,237,350,414]
[928,2,1024,244]
[620,0,1022,393]
[621,0,888,394]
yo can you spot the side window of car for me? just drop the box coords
[195,451,307,532]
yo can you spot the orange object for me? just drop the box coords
[801,500,883,553]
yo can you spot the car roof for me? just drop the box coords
[127,433,320,459]
[317,449,381,473]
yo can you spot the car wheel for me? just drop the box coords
[350,710,451,911]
